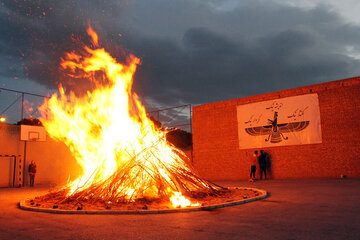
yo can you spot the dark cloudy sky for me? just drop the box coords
[1,0,360,110]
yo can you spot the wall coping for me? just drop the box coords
[194,76,360,111]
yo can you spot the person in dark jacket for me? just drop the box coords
[28,161,37,186]
[258,150,267,180]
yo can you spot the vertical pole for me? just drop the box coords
[189,104,193,163]
[18,155,23,187]
[21,93,24,121]
[46,97,49,120]
[189,104,192,134]
[13,156,16,187]
[23,141,27,187]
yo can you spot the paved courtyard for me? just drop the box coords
[0,178,359,240]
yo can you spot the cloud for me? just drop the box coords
[121,0,360,105]
[1,0,360,108]
[0,0,128,93]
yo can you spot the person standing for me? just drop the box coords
[250,150,258,181]
[259,150,267,180]
[28,161,37,187]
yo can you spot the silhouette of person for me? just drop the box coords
[258,150,267,180]
[28,161,37,187]
[250,150,258,180]
[264,151,271,179]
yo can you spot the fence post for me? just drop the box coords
[46,98,49,120]
[21,93,24,121]
[189,104,194,163]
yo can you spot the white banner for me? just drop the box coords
[237,93,322,149]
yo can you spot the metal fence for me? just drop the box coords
[0,87,49,124]
[0,87,192,132]
[146,104,192,133]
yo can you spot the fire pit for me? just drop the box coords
[19,187,267,214]
[19,25,267,214]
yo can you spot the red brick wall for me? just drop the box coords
[193,77,360,180]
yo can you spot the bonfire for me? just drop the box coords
[35,25,228,210]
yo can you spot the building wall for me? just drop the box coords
[192,77,360,180]
[0,125,192,187]
[0,124,81,187]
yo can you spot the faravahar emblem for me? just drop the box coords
[245,111,309,143]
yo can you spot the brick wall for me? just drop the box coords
[193,77,360,180]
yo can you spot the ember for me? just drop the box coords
[35,24,227,210]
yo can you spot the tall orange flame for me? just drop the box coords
[39,25,220,208]
[86,22,99,47]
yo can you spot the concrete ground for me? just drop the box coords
[0,179,359,240]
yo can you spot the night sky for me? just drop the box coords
[1,0,360,111]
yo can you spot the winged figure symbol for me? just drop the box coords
[245,111,309,143]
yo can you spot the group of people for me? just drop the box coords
[250,150,271,181]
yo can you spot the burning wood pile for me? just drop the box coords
[34,25,228,210]
[36,136,226,210]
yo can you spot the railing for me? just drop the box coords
[0,87,192,132]
[0,87,49,124]
[146,104,192,133]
